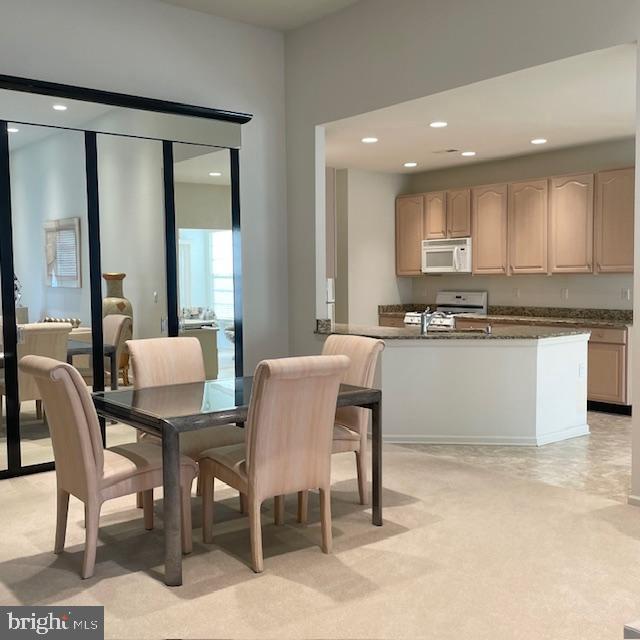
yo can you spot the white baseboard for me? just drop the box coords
[383,423,590,447]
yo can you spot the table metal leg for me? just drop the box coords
[371,398,382,526]
[110,352,118,390]
[162,425,182,586]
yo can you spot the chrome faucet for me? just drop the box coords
[421,309,447,334]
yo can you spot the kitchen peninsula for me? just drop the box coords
[320,323,590,446]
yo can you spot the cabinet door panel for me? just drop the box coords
[549,173,593,273]
[508,180,548,274]
[424,191,446,239]
[472,184,507,274]
[447,188,471,237]
[595,168,634,273]
[588,342,626,404]
[396,195,424,275]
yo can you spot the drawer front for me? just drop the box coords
[587,327,627,344]
[379,315,406,328]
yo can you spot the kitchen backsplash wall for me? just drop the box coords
[411,273,633,310]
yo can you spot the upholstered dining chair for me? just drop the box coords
[18,355,197,579]
[0,322,72,423]
[127,337,245,505]
[199,354,350,573]
[102,314,132,387]
[297,335,384,523]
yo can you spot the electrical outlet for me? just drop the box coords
[561,288,569,301]
[153,291,158,304]
[622,288,631,301]
[578,362,586,379]
[513,288,520,299]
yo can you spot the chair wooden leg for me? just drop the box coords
[355,449,368,505]
[35,400,43,420]
[136,492,143,509]
[196,474,202,497]
[142,490,154,530]
[239,492,248,514]
[81,501,101,579]
[297,491,309,524]
[248,497,264,573]
[181,480,193,555]
[319,487,332,554]
[274,495,285,525]
[202,472,214,543]
[54,488,70,553]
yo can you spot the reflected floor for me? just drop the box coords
[402,410,631,502]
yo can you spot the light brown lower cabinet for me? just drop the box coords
[587,342,627,404]
[378,315,406,328]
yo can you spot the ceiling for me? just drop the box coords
[174,148,231,185]
[156,0,358,30]
[325,44,637,174]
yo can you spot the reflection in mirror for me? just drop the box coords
[97,133,167,446]
[0,268,5,471]
[8,123,88,466]
[173,144,235,379]
[0,87,241,149]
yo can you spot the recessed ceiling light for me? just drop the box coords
[208,171,222,177]
[403,162,418,168]
[429,121,448,128]
[361,137,378,144]
[531,138,547,145]
[461,151,476,157]
[52,104,68,111]
[7,127,19,133]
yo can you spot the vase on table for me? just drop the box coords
[102,272,133,385]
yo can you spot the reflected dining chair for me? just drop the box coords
[18,355,197,579]
[297,335,384,523]
[0,322,72,423]
[199,354,349,573]
[127,337,244,505]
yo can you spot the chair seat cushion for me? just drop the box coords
[141,424,245,460]
[102,442,197,489]
[199,443,248,492]
[333,423,359,441]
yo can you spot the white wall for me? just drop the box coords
[0,0,288,369]
[10,128,91,324]
[175,182,231,230]
[334,169,411,324]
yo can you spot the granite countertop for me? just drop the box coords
[321,323,591,341]
[378,304,632,328]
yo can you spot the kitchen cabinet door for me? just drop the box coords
[424,191,447,239]
[447,188,471,237]
[396,195,424,275]
[588,342,627,404]
[472,184,508,274]
[508,179,548,274]
[595,168,634,273]
[548,173,593,273]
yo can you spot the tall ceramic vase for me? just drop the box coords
[102,272,133,384]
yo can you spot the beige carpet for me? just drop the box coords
[1,435,639,639]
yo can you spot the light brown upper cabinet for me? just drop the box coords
[424,189,470,239]
[471,183,508,274]
[395,195,424,275]
[595,168,635,273]
[423,191,447,239]
[548,173,594,273]
[446,188,471,237]
[508,179,548,274]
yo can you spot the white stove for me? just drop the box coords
[404,291,487,330]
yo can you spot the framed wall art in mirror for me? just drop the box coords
[44,217,81,288]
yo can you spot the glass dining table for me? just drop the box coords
[92,377,382,586]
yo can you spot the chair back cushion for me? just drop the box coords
[17,323,72,402]
[18,355,104,499]
[127,337,205,389]
[103,314,132,361]
[246,355,349,500]
[322,334,384,434]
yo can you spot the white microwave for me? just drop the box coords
[422,238,472,273]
